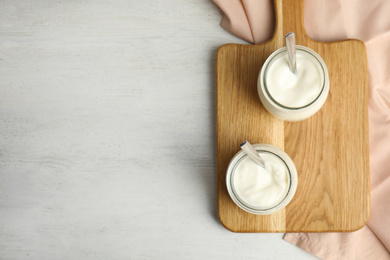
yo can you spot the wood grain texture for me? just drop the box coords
[216,0,370,232]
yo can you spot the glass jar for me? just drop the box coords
[257,46,330,121]
[226,144,298,215]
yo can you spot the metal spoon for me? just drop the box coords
[285,32,297,74]
[240,141,265,168]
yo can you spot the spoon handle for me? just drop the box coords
[240,141,265,168]
[285,32,297,74]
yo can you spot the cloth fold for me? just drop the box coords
[213,0,390,259]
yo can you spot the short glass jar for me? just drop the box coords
[258,46,330,121]
[226,144,298,215]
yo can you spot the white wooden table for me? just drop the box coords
[0,1,317,259]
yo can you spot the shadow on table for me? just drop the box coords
[205,45,219,225]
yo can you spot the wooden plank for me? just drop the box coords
[216,0,370,232]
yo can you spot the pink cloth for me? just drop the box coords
[213,0,390,259]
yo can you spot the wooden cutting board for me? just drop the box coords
[216,0,370,232]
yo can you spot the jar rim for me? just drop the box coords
[226,144,298,215]
[262,46,326,110]
[230,150,292,211]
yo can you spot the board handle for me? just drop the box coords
[273,0,308,44]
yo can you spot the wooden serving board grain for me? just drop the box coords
[216,0,370,232]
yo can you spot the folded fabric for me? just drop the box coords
[212,0,390,259]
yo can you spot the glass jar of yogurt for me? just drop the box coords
[258,46,329,121]
[226,144,298,215]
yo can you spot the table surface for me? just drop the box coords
[0,1,316,259]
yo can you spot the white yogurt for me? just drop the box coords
[226,144,298,215]
[258,46,330,121]
[233,152,289,209]
[265,50,324,108]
